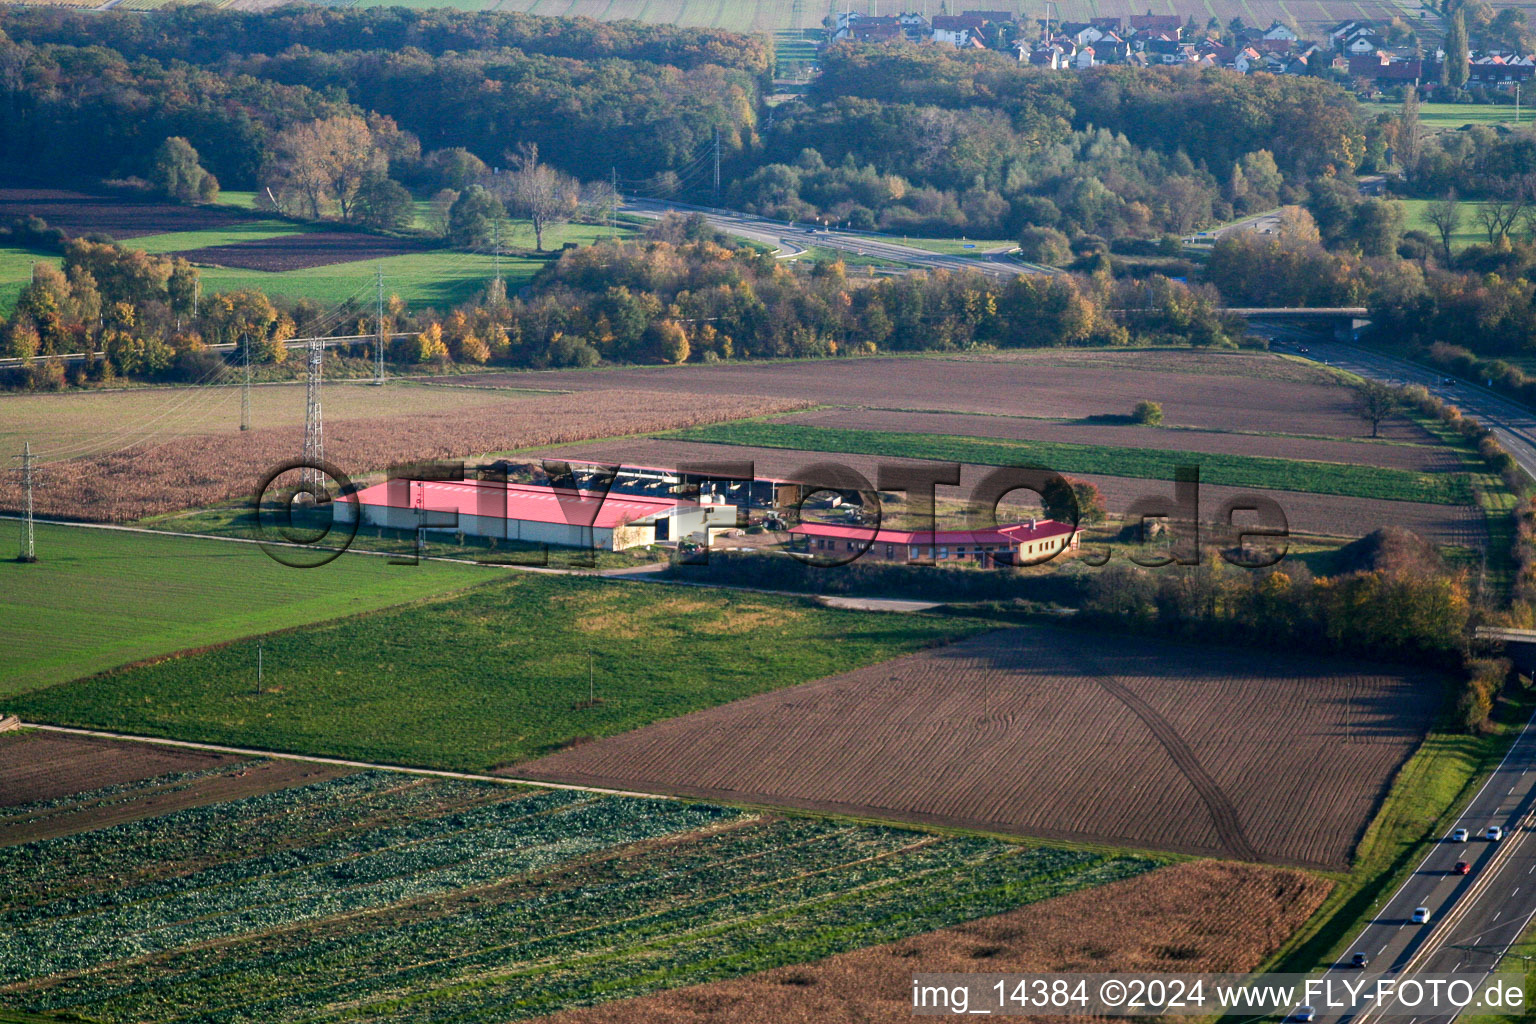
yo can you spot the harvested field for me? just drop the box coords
[536,859,1334,1024]
[0,380,518,458]
[0,389,809,522]
[521,626,1445,868]
[179,230,431,270]
[775,408,1462,474]
[532,437,1488,545]
[0,188,246,240]
[461,352,1432,442]
[0,732,340,845]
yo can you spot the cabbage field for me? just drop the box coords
[0,770,1160,1022]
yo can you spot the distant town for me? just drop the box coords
[828,8,1533,93]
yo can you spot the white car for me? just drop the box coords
[1450,827,1469,843]
[1412,906,1431,924]
[1295,1007,1316,1022]
[1487,826,1505,841]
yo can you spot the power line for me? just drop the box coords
[240,336,250,432]
[15,442,35,563]
[374,267,386,387]
[302,339,324,495]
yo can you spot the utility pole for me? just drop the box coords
[713,127,721,201]
[257,641,263,695]
[589,650,594,705]
[610,166,618,239]
[373,267,385,386]
[493,220,501,288]
[302,340,324,495]
[240,335,250,432]
[1517,82,1522,126]
[193,279,199,319]
[15,442,35,563]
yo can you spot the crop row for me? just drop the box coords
[13,800,1159,1023]
[0,772,517,915]
[3,789,731,983]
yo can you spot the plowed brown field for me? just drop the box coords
[461,352,1431,441]
[531,437,1487,545]
[773,408,1461,473]
[521,627,1442,869]
[0,188,245,239]
[535,860,1333,1024]
[0,731,339,845]
[181,231,428,270]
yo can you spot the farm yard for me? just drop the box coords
[0,388,809,522]
[0,753,1167,1023]
[522,626,1446,869]
[6,573,993,770]
[0,523,500,696]
[538,860,1333,1024]
[530,434,1488,546]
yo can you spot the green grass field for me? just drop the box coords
[856,234,1017,255]
[0,523,501,697]
[9,572,992,771]
[1400,197,1502,253]
[1415,101,1531,132]
[663,422,1476,506]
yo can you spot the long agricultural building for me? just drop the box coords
[337,479,738,551]
[791,519,1080,565]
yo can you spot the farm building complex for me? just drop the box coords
[337,479,738,551]
[791,520,1080,565]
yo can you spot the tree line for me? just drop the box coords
[2,214,1242,389]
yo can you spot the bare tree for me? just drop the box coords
[1475,176,1531,244]
[1424,193,1461,261]
[499,143,580,251]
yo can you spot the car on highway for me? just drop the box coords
[1295,1006,1316,1022]
[1451,827,1469,842]
[1442,377,1457,385]
[1487,826,1505,841]
[1349,953,1369,967]
[1454,860,1471,875]
[1412,906,1431,923]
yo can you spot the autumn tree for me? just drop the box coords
[268,116,384,221]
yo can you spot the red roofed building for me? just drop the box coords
[337,479,737,550]
[791,519,1080,566]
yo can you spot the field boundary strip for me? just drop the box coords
[13,723,680,802]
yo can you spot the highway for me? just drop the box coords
[623,198,1051,279]
[1268,335,1536,1023]
[1295,707,1536,1024]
